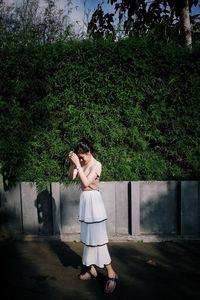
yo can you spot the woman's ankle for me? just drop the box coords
[108,271,116,278]
[90,265,97,276]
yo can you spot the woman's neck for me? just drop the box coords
[85,155,94,167]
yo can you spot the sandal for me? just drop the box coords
[104,274,118,293]
[79,266,97,280]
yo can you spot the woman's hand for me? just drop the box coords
[68,151,80,166]
[68,151,73,161]
[67,151,79,180]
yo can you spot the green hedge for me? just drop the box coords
[0,38,199,186]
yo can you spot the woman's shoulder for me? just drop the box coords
[90,159,102,174]
[93,159,102,168]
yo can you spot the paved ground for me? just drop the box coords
[1,236,200,300]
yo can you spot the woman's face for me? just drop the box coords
[77,151,91,166]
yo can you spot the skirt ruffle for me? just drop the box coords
[82,244,111,268]
[80,220,108,246]
[79,190,107,223]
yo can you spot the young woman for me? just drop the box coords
[67,138,118,294]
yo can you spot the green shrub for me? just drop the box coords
[0,38,199,187]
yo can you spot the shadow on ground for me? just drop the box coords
[1,238,200,300]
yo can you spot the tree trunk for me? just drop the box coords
[181,0,192,48]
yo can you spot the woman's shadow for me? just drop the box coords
[48,239,82,269]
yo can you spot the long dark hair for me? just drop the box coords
[74,137,94,154]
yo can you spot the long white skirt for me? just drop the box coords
[79,190,111,268]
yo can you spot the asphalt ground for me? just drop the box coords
[1,237,200,300]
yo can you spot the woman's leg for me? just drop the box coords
[89,265,98,276]
[105,263,116,278]
[104,263,118,293]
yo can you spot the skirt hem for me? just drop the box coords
[81,240,108,247]
[79,218,107,224]
[83,260,112,268]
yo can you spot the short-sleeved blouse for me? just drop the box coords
[81,159,102,191]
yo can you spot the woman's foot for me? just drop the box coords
[79,265,98,280]
[104,274,118,293]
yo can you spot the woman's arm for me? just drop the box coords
[77,167,97,188]
[67,162,78,180]
[68,152,97,188]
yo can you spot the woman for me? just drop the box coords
[67,138,118,294]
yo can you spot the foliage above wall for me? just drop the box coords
[0,38,199,187]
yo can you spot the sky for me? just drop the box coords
[54,0,117,33]
[3,0,200,35]
[3,0,113,34]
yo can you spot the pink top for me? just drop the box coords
[81,160,102,191]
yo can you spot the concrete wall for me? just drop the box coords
[0,181,199,240]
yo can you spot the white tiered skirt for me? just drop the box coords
[79,190,111,268]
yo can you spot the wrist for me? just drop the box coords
[76,164,81,171]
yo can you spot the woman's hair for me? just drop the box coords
[74,137,94,154]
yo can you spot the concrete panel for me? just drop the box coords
[60,183,80,234]
[3,183,22,233]
[21,183,53,235]
[115,181,129,234]
[36,185,53,235]
[21,182,39,234]
[51,182,61,235]
[140,181,179,234]
[131,181,140,235]
[181,181,200,236]
[100,182,116,236]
